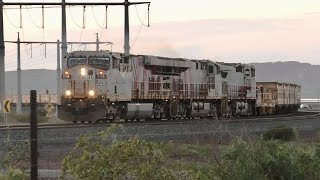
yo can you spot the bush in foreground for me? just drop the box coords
[12,113,48,123]
[61,125,216,179]
[218,140,320,180]
[0,168,28,180]
[61,126,320,180]
[263,124,298,141]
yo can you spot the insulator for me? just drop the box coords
[20,5,22,28]
[106,6,108,28]
[148,3,150,27]
[83,6,86,29]
[42,5,44,29]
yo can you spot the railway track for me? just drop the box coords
[0,111,318,130]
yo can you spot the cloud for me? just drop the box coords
[5,15,320,71]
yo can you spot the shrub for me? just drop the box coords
[13,113,48,123]
[0,140,29,180]
[217,139,320,180]
[61,125,216,180]
[61,126,320,180]
[0,168,29,180]
[37,107,47,117]
[263,124,297,141]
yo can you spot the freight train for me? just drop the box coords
[58,51,301,122]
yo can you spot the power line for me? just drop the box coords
[3,8,20,28]
[134,4,149,27]
[68,6,83,28]
[131,6,148,48]
[26,6,43,28]
[92,6,106,29]
[3,5,60,10]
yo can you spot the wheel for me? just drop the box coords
[72,121,77,123]
[81,121,85,123]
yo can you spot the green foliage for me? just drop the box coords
[1,140,30,171]
[0,168,29,180]
[12,113,48,123]
[0,139,30,180]
[61,125,320,180]
[61,125,216,180]
[263,124,298,141]
[37,107,47,117]
[217,139,320,180]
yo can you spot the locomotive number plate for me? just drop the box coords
[62,75,71,79]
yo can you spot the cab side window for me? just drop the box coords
[209,65,214,74]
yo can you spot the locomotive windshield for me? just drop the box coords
[88,57,111,70]
[67,57,87,67]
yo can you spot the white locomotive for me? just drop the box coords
[58,50,300,122]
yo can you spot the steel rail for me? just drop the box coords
[0,112,319,130]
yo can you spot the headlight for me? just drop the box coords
[65,90,71,96]
[89,90,95,96]
[81,68,86,76]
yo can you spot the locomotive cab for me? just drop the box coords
[58,51,114,122]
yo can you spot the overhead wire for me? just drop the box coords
[68,6,83,28]
[77,29,84,50]
[4,6,60,10]
[92,6,105,29]
[134,4,149,27]
[131,6,148,48]
[9,49,57,65]
[10,47,56,61]
[5,52,57,69]
[26,5,43,29]
[3,8,20,28]
[99,6,109,44]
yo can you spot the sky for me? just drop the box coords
[2,0,320,70]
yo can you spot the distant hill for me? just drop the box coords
[5,69,57,95]
[4,62,320,98]
[250,61,320,99]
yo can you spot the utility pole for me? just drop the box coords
[96,33,99,51]
[0,0,5,106]
[61,0,67,71]
[30,90,38,180]
[17,32,21,114]
[56,40,61,106]
[124,0,130,57]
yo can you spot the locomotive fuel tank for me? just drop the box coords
[126,103,154,119]
[190,102,211,117]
